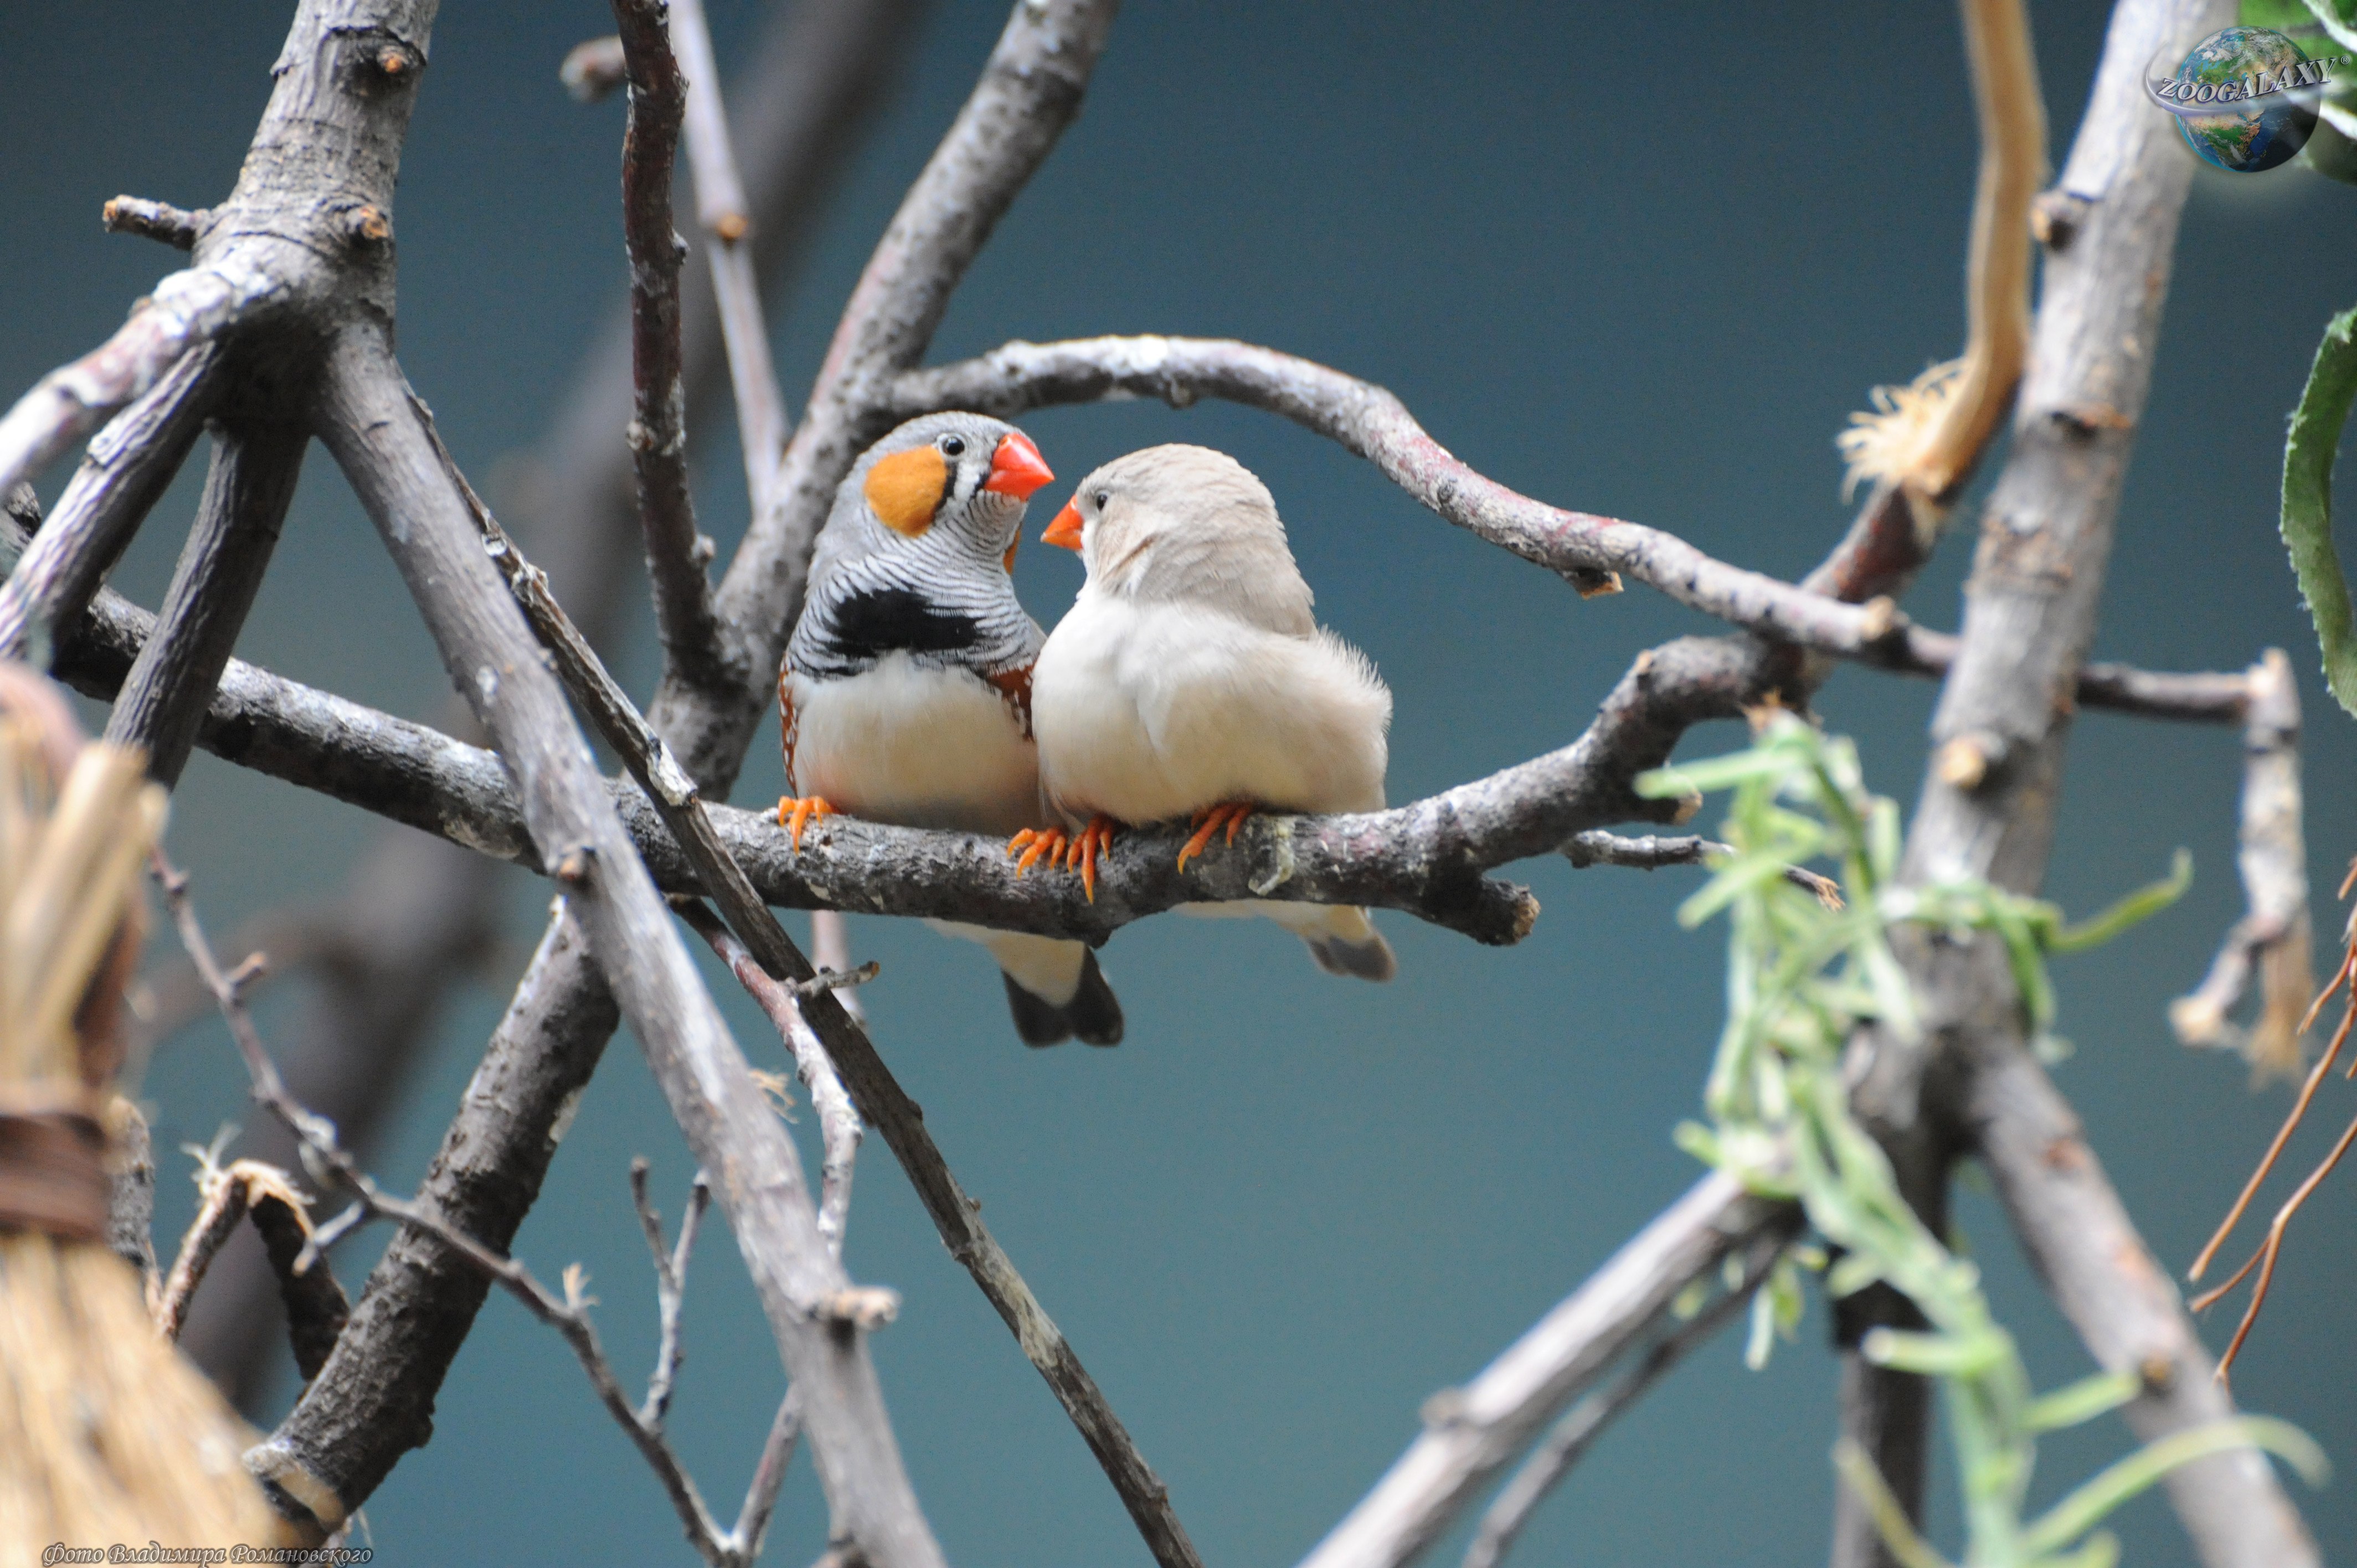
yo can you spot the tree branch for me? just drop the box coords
[101,195,209,251]
[668,0,790,510]
[1297,1174,1802,1568]
[294,327,944,1566]
[30,516,2256,956]
[102,422,306,785]
[2169,648,2313,1080]
[609,0,736,697]
[1458,1228,1785,1568]
[1866,0,2319,1560]
[181,0,917,1402]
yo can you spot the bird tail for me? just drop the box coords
[1244,901,1396,982]
[933,921,1124,1048]
[1299,905,1397,982]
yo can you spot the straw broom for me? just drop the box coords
[0,666,282,1554]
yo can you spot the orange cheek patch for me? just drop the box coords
[865,446,949,537]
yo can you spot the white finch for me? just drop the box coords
[778,412,1124,1046]
[1023,443,1397,981]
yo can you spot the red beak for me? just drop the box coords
[1043,498,1084,550]
[981,431,1054,500]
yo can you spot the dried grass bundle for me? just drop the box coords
[0,665,281,1555]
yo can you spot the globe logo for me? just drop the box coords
[2145,25,2348,172]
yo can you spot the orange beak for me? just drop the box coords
[1043,498,1084,551]
[981,431,1054,499]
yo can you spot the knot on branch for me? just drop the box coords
[820,1285,900,1335]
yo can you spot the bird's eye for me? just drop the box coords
[1092,490,1109,510]
[939,435,966,458]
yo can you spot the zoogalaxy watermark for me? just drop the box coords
[2143,20,2354,173]
[39,1545,373,1566]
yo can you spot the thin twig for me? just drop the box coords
[2170,649,2313,1080]
[630,1157,712,1432]
[1459,1232,1785,1568]
[101,195,208,251]
[158,850,771,1567]
[561,35,629,102]
[1298,1173,1802,1568]
[1564,829,1843,909]
[609,0,737,697]
[668,0,790,507]
[680,900,862,1256]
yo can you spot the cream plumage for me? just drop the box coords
[779,412,1124,1046]
[1026,443,1397,981]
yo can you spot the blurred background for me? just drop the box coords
[3,3,2353,1564]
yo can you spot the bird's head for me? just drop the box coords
[848,412,1054,572]
[1044,444,1294,600]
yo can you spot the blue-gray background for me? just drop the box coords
[4,4,2354,1565]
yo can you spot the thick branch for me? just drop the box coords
[183,0,914,1402]
[35,527,2254,953]
[270,328,945,1568]
[1871,0,2318,1560]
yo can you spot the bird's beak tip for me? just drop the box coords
[982,431,1054,500]
[1042,499,1084,550]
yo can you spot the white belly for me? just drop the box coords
[788,654,1043,836]
[1032,593,1390,824]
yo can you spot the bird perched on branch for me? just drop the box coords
[778,412,1124,1047]
[1022,443,1396,981]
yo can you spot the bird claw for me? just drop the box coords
[775,795,836,850]
[1067,816,1116,902]
[1177,801,1255,872]
[1007,826,1070,877]
[1007,816,1118,902]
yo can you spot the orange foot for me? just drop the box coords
[774,795,836,850]
[1177,801,1255,872]
[1008,816,1119,902]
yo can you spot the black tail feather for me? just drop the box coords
[999,950,1125,1048]
[1002,971,1072,1048]
[1066,949,1124,1046]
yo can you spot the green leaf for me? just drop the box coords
[2020,1417,2329,1555]
[1635,749,1794,799]
[1832,1439,1956,1568]
[1862,1327,2005,1378]
[2024,1370,2140,1433]
[2049,849,2193,954]
[2281,305,2357,715]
